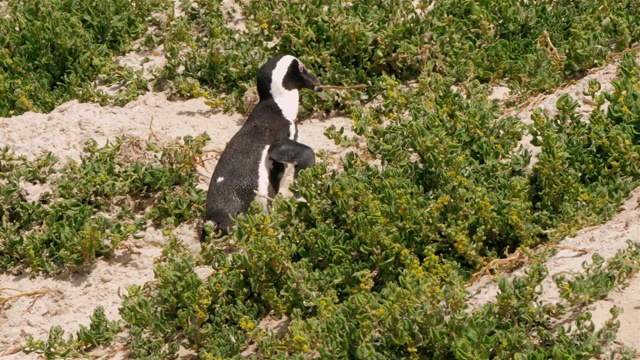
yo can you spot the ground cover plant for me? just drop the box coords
[14,51,640,358]
[157,0,640,112]
[0,135,209,273]
[2,0,640,117]
[0,0,172,117]
[22,306,122,358]
[2,0,640,358]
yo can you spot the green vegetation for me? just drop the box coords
[22,307,122,358]
[24,240,640,358]
[3,0,640,116]
[0,135,208,273]
[554,241,640,306]
[0,0,172,117]
[2,0,640,358]
[155,0,640,113]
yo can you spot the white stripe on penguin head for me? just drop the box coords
[270,55,301,123]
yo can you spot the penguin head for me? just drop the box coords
[257,55,322,102]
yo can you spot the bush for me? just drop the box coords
[154,0,640,112]
[0,0,172,117]
[8,0,640,357]
[112,53,640,359]
[22,306,123,358]
[0,134,209,273]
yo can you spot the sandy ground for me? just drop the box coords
[0,2,639,356]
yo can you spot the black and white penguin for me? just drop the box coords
[203,55,322,238]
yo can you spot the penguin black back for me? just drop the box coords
[203,55,322,239]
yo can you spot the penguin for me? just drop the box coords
[203,55,322,239]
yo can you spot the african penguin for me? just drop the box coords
[203,55,322,239]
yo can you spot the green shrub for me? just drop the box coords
[0,0,172,117]
[3,0,639,116]
[115,236,640,358]
[8,1,640,358]
[121,237,259,358]
[108,53,640,359]
[554,241,640,305]
[340,75,537,265]
[152,0,640,112]
[0,134,209,273]
[22,307,122,358]
[605,52,640,144]
[530,53,640,238]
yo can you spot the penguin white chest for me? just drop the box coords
[272,91,298,140]
[274,91,299,121]
[255,145,273,211]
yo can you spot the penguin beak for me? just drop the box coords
[302,70,323,92]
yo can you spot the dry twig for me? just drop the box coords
[253,190,276,202]
[539,30,565,65]
[605,43,640,64]
[148,115,159,142]
[0,287,62,314]
[550,244,588,256]
[203,148,223,155]
[320,84,367,90]
[468,248,530,285]
[468,242,590,285]
[575,224,601,234]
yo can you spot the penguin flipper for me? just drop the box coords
[268,139,316,178]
